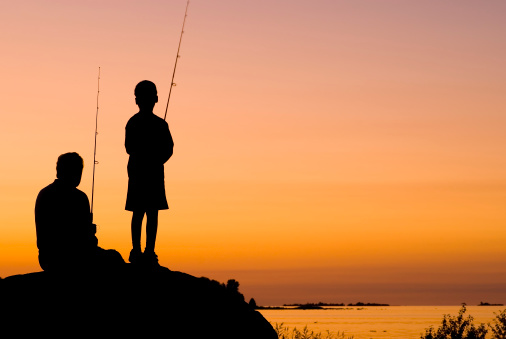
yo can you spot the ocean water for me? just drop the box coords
[260,306,505,339]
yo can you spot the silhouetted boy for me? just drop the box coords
[35,152,124,271]
[125,80,174,265]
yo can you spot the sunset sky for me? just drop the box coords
[1,0,505,306]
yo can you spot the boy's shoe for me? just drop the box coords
[142,251,159,266]
[129,248,143,264]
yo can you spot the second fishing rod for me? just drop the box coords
[91,66,100,223]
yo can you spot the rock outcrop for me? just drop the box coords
[0,265,277,338]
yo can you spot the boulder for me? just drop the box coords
[0,265,277,338]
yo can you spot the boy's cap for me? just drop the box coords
[135,80,157,98]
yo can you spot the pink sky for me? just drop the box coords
[0,0,505,305]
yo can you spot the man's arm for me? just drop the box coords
[34,190,49,251]
[81,192,98,247]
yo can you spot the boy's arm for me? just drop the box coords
[125,124,133,155]
[125,122,141,156]
[161,123,174,164]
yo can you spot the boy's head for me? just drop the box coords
[56,152,84,187]
[135,80,158,112]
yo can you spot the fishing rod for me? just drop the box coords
[91,66,100,222]
[164,0,190,121]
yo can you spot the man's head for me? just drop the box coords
[135,80,158,112]
[56,152,84,187]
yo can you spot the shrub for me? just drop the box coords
[490,309,506,339]
[421,304,488,339]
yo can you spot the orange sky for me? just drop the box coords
[1,0,505,305]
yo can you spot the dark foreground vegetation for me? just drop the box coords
[274,323,354,339]
[271,304,506,339]
[421,304,506,339]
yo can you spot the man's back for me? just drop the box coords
[35,179,97,270]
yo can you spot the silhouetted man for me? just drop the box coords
[35,152,124,271]
[125,80,173,265]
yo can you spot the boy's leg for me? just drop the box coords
[131,211,144,252]
[145,209,159,254]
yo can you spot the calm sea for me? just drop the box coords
[260,306,505,339]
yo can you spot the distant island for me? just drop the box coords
[285,302,389,307]
[283,301,346,307]
[478,302,504,306]
[250,301,389,310]
[348,302,390,306]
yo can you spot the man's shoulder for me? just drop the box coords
[35,182,58,210]
[74,187,88,198]
[37,181,88,200]
[37,181,57,197]
[68,186,89,203]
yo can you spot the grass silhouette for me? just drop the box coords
[274,323,353,339]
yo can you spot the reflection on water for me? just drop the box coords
[260,306,504,339]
